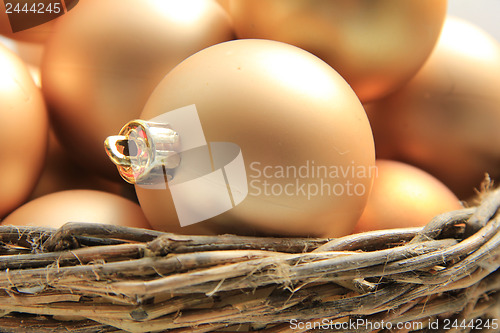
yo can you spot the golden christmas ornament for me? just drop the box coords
[0,43,48,218]
[229,0,447,102]
[368,17,500,199]
[42,0,234,180]
[106,40,375,237]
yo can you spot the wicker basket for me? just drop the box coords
[0,187,499,333]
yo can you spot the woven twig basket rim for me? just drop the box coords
[0,188,498,332]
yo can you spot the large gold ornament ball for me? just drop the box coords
[136,39,375,237]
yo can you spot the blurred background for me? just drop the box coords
[448,0,500,42]
[2,1,500,46]
[2,0,499,73]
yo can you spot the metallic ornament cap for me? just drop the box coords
[104,120,180,184]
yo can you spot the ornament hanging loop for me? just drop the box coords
[104,120,180,185]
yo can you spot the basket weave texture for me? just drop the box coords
[0,188,499,332]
